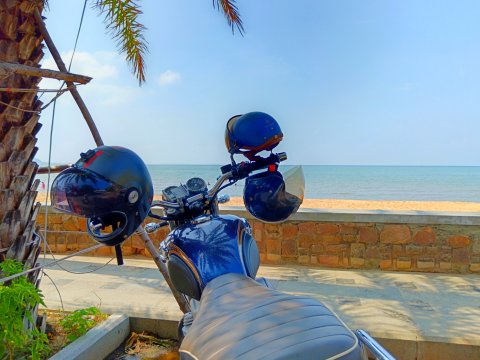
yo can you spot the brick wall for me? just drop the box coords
[37,206,480,274]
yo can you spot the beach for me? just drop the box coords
[35,192,480,213]
[224,197,480,212]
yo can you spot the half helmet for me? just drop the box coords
[225,112,283,160]
[51,146,153,246]
[243,166,305,223]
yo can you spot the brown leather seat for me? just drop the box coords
[180,273,363,360]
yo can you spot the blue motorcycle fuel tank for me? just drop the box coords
[163,215,260,300]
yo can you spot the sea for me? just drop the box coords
[36,165,480,202]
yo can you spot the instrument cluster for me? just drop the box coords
[162,177,207,202]
[186,177,207,194]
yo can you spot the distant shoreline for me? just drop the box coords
[35,192,480,213]
[223,197,480,212]
[35,165,480,202]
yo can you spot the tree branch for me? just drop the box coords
[0,62,92,85]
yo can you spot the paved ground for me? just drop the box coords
[39,255,480,359]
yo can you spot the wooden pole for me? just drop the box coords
[137,226,190,313]
[37,164,71,174]
[0,62,92,85]
[33,9,104,147]
[32,10,190,314]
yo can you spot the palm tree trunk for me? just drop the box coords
[0,0,45,275]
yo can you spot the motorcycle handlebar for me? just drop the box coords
[208,152,287,197]
[154,152,287,209]
[231,152,287,179]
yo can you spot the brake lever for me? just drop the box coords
[145,221,169,234]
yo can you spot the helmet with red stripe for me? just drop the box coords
[51,146,153,246]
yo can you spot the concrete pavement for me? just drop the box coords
[38,255,480,359]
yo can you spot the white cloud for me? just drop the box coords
[38,50,142,107]
[41,51,120,81]
[82,83,142,106]
[158,70,181,86]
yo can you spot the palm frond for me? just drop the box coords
[213,0,244,35]
[94,0,148,84]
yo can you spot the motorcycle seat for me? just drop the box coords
[180,273,362,360]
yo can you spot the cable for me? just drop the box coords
[39,88,70,110]
[214,179,238,198]
[47,0,88,98]
[68,0,88,72]
[0,99,41,114]
[36,230,92,235]
[0,88,69,114]
[44,240,115,275]
[40,92,57,284]
[1,0,87,113]
[42,271,65,312]
[40,89,68,111]
[0,87,75,93]
[0,244,103,284]
[36,0,87,110]
[0,70,14,81]
[38,0,89,284]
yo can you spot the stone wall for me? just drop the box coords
[37,206,480,273]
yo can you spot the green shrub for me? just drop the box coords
[60,307,107,343]
[0,259,50,360]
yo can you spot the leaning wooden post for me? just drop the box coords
[33,7,189,314]
[137,227,190,313]
[33,9,104,147]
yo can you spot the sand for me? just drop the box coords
[224,197,480,212]
[36,192,480,213]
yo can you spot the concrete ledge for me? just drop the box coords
[220,206,480,226]
[373,335,480,360]
[41,204,480,226]
[49,314,130,360]
[130,317,178,340]
[128,312,480,360]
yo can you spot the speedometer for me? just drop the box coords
[186,177,207,193]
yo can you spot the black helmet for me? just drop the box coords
[243,166,305,223]
[51,146,153,246]
[225,112,283,160]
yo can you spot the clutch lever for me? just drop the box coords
[145,221,169,234]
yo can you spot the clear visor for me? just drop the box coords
[51,167,126,217]
[281,165,305,203]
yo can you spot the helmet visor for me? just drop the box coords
[51,167,126,217]
[282,165,305,203]
[243,166,304,223]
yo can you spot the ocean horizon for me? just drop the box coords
[36,164,480,202]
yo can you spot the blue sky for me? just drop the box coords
[37,0,480,165]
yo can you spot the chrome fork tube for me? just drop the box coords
[355,330,396,360]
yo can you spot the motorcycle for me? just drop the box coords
[51,112,395,360]
[141,158,394,359]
